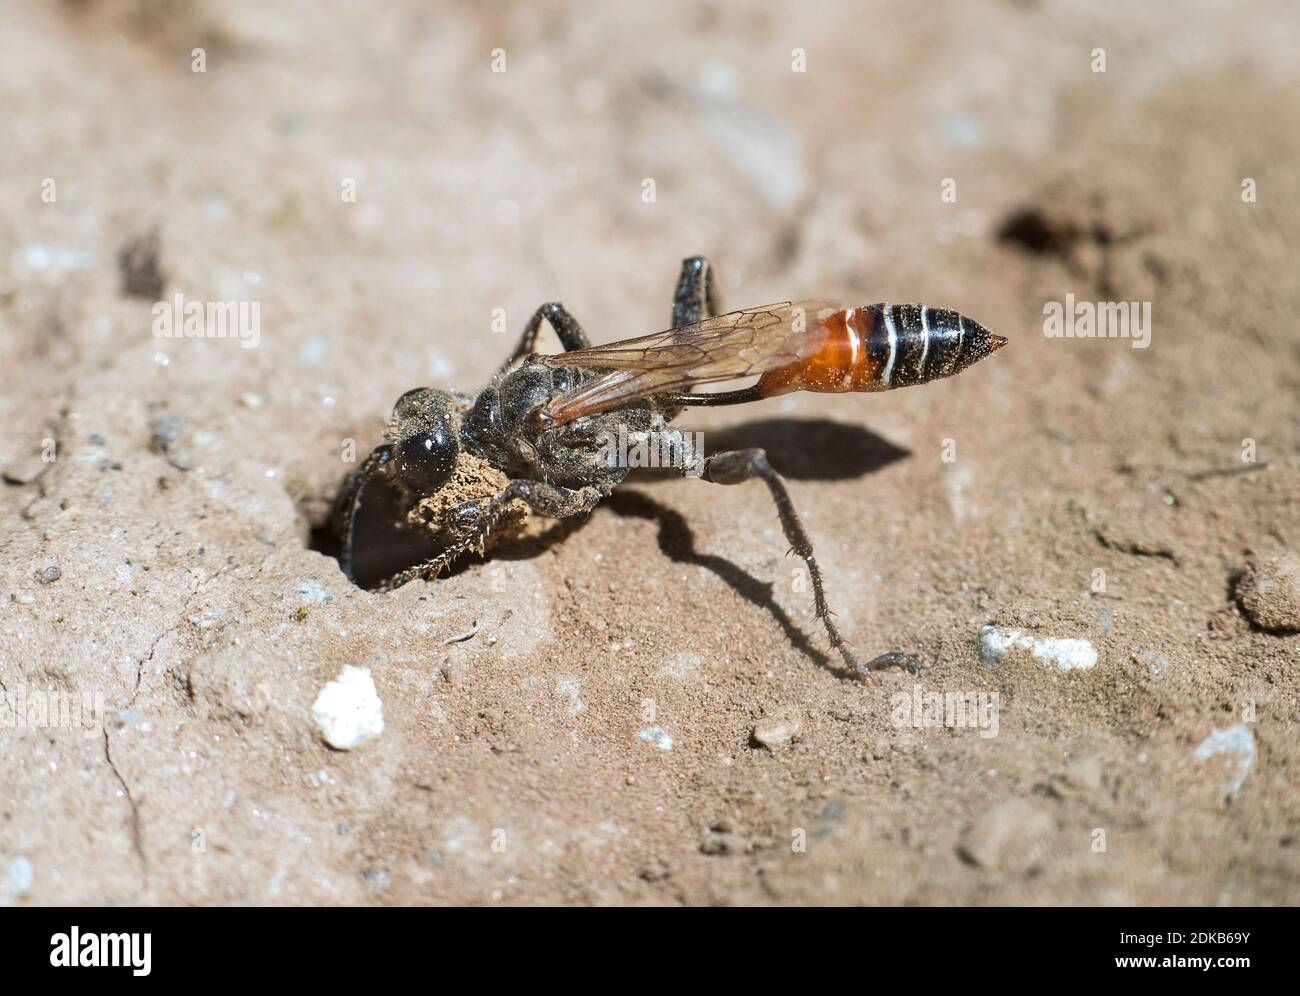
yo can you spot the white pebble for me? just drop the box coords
[297,337,326,365]
[7,857,33,897]
[752,717,801,750]
[296,580,332,604]
[659,651,703,680]
[313,665,384,750]
[635,727,673,751]
[23,245,95,273]
[555,676,583,717]
[979,625,1098,671]
[1193,724,1255,799]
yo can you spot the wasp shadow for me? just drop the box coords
[702,417,907,481]
[310,472,439,590]
[605,489,854,679]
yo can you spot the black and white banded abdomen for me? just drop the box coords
[756,303,1006,396]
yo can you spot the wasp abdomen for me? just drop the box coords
[864,303,1006,389]
[757,303,1006,397]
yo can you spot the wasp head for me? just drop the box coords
[388,387,462,495]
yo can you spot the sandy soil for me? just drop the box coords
[1,0,1297,906]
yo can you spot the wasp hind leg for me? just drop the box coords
[672,255,721,328]
[497,302,593,377]
[375,479,604,592]
[666,256,769,408]
[697,448,921,681]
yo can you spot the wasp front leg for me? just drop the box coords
[496,302,593,377]
[697,448,920,681]
[376,479,605,591]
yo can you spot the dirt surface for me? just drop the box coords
[1,0,1298,906]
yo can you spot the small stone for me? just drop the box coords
[978,624,1098,671]
[1193,724,1256,800]
[296,579,333,604]
[119,708,148,729]
[149,414,184,454]
[701,830,749,856]
[1047,755,1104,799]
[638,858,670,881]
[1139,650,1171,676]
[818,800,847,830]
[958,799,1054,871]
[118,229,166,300]
[1235,551,1300,633]
[312,665,385,750]
[6,856,33,897]
[752,717,802,750]
[2,458,49,485]
[635,727,673,751]
[361,868,391,894]
[38,566,61,584]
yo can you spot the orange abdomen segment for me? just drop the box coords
[756,307,883,397]
[757,304,1005,398]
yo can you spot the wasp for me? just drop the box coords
[333,256,1006,679]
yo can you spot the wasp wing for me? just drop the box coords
[536,299,838,425]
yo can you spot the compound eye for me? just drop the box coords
[393,387,432,420]
[395,425,457,493]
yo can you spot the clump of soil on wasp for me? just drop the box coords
[405,452,531,548]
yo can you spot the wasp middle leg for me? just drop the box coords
[697,448,920,680]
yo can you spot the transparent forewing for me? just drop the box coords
[538,299,837,424]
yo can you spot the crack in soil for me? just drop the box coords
[103,728,149,891]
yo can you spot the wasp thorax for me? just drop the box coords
[390,387,462,493]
